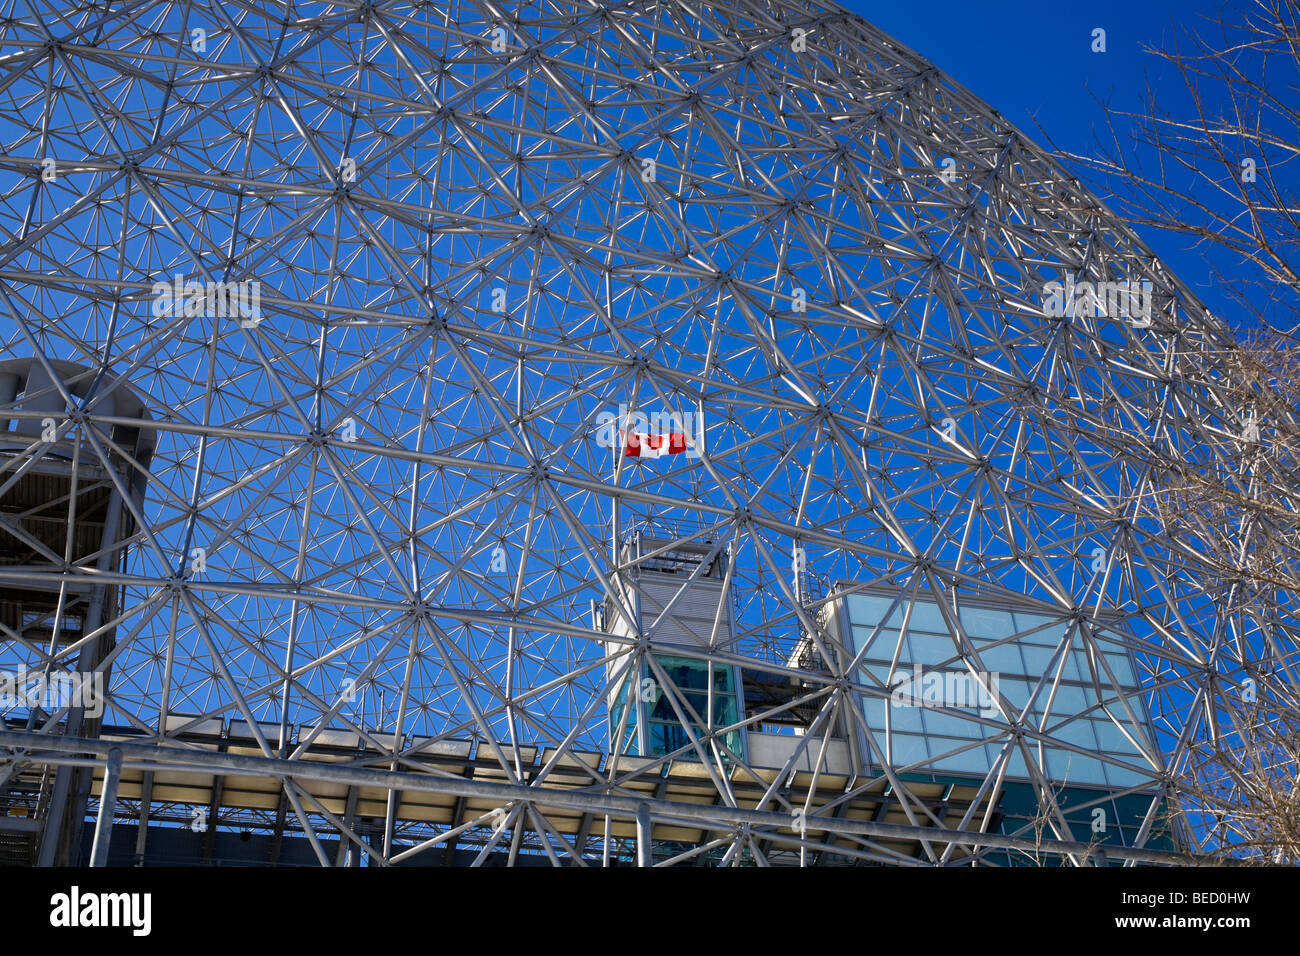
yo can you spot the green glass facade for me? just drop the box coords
[610,653,742,759]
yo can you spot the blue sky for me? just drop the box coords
[838,0,1254,326]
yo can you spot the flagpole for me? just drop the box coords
[611,404,620,573]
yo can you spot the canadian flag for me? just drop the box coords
[623,431,687,458]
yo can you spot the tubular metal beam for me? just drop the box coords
[636,802,653,868]
[0,730,1196,865]
[0,0,1282,869]
[88,747,122,867]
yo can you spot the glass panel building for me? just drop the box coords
[844,589,1160,789]
[603,534,745,761]
[611,653,742,758]
[833,586,1174,856]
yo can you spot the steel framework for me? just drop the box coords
[0,0,1294,866]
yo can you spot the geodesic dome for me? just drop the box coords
[0,0,1292,866]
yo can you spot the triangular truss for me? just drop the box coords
[0,0,1294,866]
